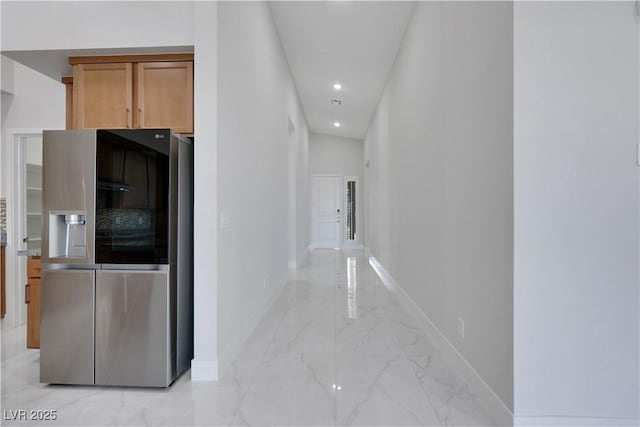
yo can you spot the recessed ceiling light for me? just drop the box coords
[333,83,342,90]
[334,121,341,127]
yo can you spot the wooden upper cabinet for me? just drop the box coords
[69,55,194,134]
[73,63,133,129]
[136,61,193,134]
[62,77,73,130]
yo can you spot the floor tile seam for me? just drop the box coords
[338,354,399,426]
[334,255,389,427]
[234,268,328,375]
[376,378,437,427]
[395,334,447,426]
[225,282,300,426]
[379,282,446,427]
[356,254,445,426]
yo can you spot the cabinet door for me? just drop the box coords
[26,257,41,347]
[26,278,40,348]
[74,63,133,129]
[27,256,41,279]
[136,61,193,134]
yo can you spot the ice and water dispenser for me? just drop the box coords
[48,211,87,258]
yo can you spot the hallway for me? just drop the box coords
[2,250,496,426]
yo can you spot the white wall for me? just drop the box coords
[514,2,639,422]
[1,58,64,131]
[309,132,363,178]
[295,127,310,264]
[364,1,514,411]
[1,56,14,94]
[0,57,65,328]
[191,1,219,381]
[289,117,311,267]
[1,57,64,200]
[1,1,193,51]
[216,1,309,370]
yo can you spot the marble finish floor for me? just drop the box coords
[1,250,498,426]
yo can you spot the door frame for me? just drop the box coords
[312,174,342,249]
[342,175,363,249]
[1,128,43,327]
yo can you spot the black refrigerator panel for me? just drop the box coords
[95,130,170,264]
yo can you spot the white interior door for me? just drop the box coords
[313,175,341,249]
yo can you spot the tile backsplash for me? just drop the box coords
[0,198,6,232]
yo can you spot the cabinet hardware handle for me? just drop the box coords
[25,284,30,304]
[126,108,131,128]
[138,108,142,126]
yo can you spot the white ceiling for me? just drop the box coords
[2,46,194,81]
[270,1,415,140]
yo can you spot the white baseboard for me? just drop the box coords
[289,245,312,270]
[296,244,312,268]
[514,416,639,427]
[368,255,514,427]
[216,271,290,376]
[190,358,219,381]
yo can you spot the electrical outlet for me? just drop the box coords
[458,317,465,339]
[115,216,121,225]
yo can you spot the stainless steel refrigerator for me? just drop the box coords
[40,129,193,387]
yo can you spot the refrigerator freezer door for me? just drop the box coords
[40,269,95,385]
[95,270,171,387]
[42,130,96,264]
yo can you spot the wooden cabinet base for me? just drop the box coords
[26,257,41,349]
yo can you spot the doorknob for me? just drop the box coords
[22,237,29,243]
